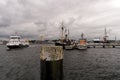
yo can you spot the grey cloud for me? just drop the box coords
[0,17,11,27]
[0,0,120,40]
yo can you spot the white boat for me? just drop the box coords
[6,35,29,49]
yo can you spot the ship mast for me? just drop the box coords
[61,22,64,41]
[81,33,84,39]
[60,21,69,40]
[104,27,108,42]
[68,29,69,39]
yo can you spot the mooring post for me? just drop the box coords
[103,45,105,48]
[40,46,63,80]
[113,45,115,48]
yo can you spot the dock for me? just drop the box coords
[87,42,120,48]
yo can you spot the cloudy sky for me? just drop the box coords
[0,0,120,40]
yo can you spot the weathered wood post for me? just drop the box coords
[40,46,63,80]
[103,45,105,48]
[103,43,105,48]
[113,45,115,48]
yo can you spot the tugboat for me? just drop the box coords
[6,35,29,49]
[77,33,87,50]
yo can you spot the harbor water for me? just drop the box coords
[1,45,120,80]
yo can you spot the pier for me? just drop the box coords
[87,42,120,48]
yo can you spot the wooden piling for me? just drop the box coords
[103,45,105,48]
[40,46,63,80]
[113,45,115,48]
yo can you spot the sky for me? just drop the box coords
[0,0,120,40]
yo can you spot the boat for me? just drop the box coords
[55,39,66,49]
[64,39,75,50]
[56,39,75,50]
[77,33,87,50]
[55,22,67,49]
[55,22,75,49]
[77,39,87,50]
[6,35,29,49]
[89,27,110,48]
[21,39,29,47]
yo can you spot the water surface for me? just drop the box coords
[0,45,120,80]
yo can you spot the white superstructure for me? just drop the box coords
[6,36,29,49]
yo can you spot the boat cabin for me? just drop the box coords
[79,39,87,45]
[10,36,21,39]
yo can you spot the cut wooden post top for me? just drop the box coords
[40,45,63,61]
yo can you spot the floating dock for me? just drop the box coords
[87,43,120,48]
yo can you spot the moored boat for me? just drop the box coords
[6,35,29,49]
[77,33,87,50]
[55,24,75,49]
[77,39,87,50]
[64,39,75,50]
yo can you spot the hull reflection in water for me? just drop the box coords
[40,59,63,80]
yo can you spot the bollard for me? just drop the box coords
[113,45,115,48]
[40,45,63,80]
[103,45,105,48]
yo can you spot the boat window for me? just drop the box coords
[10,37,20,39]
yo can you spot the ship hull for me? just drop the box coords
[77,47,87,50]
[7,45,22,49]
[64,45,75,50]
[7,44,29,49]
[77,45,87,50]
[55,43,65,49]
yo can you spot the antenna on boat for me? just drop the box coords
[81,33,84,39]
[61,21,65,41]
[104,27,108,42]
[60,21,69,40]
